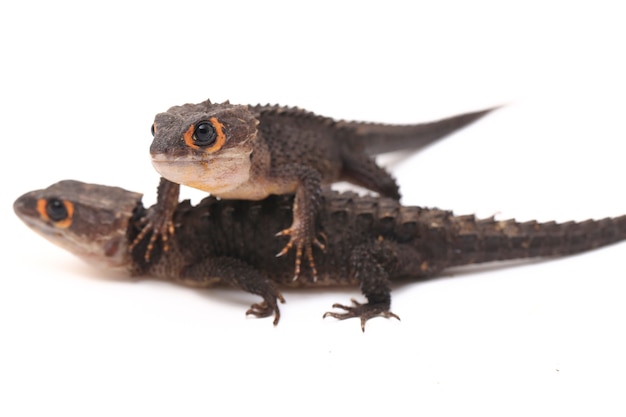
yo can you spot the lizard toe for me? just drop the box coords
[323,299,400,331]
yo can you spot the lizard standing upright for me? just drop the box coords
[145,100,497,279]
[15,180,626,329]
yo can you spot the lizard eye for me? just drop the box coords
[182,118,226,152]
[46,198,69,221]
[193,122,217,147]
[36,197,74,228]
[151,123,156,137]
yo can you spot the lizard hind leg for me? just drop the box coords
[322,243,400,331]
[340,152,401,200]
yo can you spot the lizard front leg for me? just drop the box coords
[323,243,400,331]
[274,165,326,281]
[129,177,179,261]
[182,256,285,325]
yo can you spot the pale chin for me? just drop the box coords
[151,150,252,195]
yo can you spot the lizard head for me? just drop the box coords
[150,99,258,194]
[14,180,143,272]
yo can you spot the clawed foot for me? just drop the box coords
[323,299,400,332]
[276,226,326,281]
[129,210,175,261]
[246,291,286,325]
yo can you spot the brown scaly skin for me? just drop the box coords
[14,180,626,330]
[146,100,497,279]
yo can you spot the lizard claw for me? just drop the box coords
[323,298,400,332]
[129,210,176,261]
[275,226,325,281]
[246,291,286,325]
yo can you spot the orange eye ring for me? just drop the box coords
[183,117,226,153]
[36,198,74,229]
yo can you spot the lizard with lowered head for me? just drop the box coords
[145,99,497,279]
[15,180,626,330]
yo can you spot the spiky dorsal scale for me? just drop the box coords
[251,104,337,128]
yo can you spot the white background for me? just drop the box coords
[2,1,625,416]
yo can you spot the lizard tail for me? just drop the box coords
[445,214,626,267]
[341,106,499,156]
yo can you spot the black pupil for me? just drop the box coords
[194,122,217,146]
[150,123,155,137]
[46,198,68,221]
